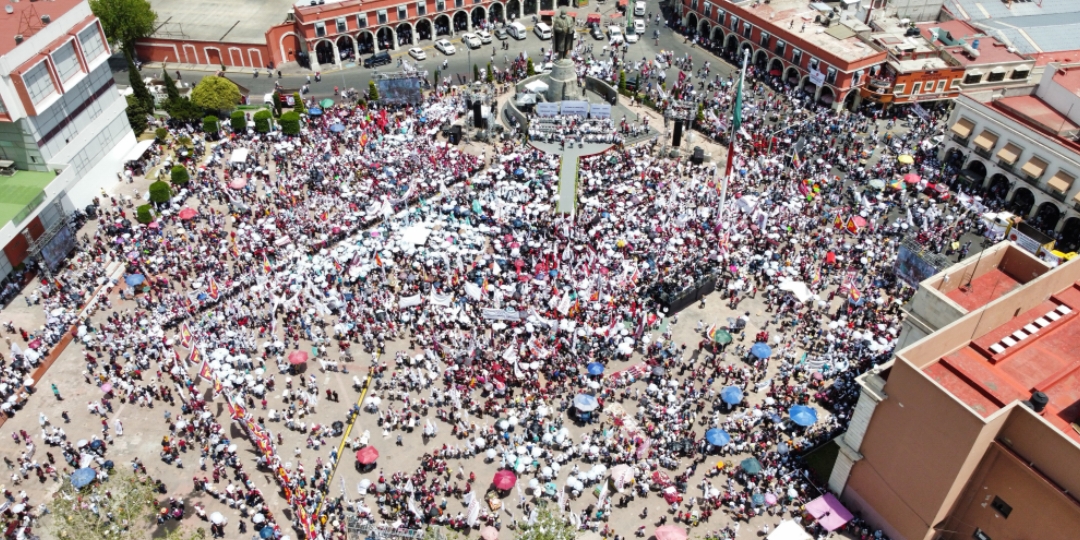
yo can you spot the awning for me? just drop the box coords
[567,11,577,17]
[950,117,974,138]
[539,10,554,16]
[991,66,1007,74]
[618,0,627,6]
[996,142,1021,165]
[524,80,549,93]
[972,130,998,151]
[1048,171,1074,193]
[122,139,154,163]
[767,521,812,540]
[805,493,853,532]
[1022,156,1048,178]
[1074,190,1080,203]
[230,148,250,164]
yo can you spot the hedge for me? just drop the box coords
[154,127,168,142]
[135,204,154,224]
[253,110,273,133]
[170,165,189,186]
[148,181,171,204]
[230,111,246,132]
[280,111,301,136]
[203,115,219,134]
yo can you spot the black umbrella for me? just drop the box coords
[651,366,666,376]
[332,421,344,430]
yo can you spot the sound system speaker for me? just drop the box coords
[472,102,483,128]
[448,125,462,145]
[672,119,683,147]
[691,146,704,165]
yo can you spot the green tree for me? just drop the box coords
[190,76,241,113]
[161,67,181,103]
[515,503,575,540]
[473,63,480,82]
[165,96,203,122]
[202,115,219,134]
[135,204,154,224]
[89,0,157,52]
[125,51,154,112]
[292,92,306,114]
[148,180,171,204]
[696,102,705,124]
[170,165,189,186]
[271,91,282,117]
[368,80,380,101]
[618,70,627,94]
[230,110,246,132]
[434,69,441,87]
[125,95,148,135]
[486,62,495,83]
[280,111,301,136]
[253,110,272,133]
[154,127,167,142]
[526,58,536,76]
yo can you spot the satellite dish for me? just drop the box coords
[4,5,13,13]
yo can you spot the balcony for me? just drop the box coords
[952,134,969,146]
[974,147,992,159]
[1022,174,1042,187]
[1050,190,1066,203]
[997,161,1014,174]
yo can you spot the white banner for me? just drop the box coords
[589,103,612,119]
[536,102,560,116]
[399,295,422,308]
[482,307,521,321]
[809,70,826,86]
[561,101,589,116]
[430,292,453,307]
[464,281,483,300]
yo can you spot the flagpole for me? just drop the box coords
[718,50,749,223]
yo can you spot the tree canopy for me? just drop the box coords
[515,503,576,540]
[89,0,157,52]
[190,77,241,113]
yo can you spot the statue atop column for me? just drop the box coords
[551,8,574,60]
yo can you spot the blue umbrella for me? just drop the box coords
[586,362,605,376]
[70,468,96,489]
[750,342,772,359]
[720,386,743,405]
[514,168,525,176]
[752,493,766,506]
[789,405,818,427]
[124,274,145,287]
[260,527,275,539]
[329,122,346,133]
[308,107,323,116]
[573,394,599,412]
[704,428,730,447]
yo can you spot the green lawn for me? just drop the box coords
[0,170,55,225]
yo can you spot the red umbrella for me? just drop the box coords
[825,251,836,264]
[229,178,248,190]
[655,526,687,540]
[492,470,516,490]
[288,351,309,365]
[179,208,198,220]
[903,173,921,184]
[355,446,379,465]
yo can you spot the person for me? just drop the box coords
[50,384,60,400]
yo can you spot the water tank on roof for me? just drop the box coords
[972,39,980,49]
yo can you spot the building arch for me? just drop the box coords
[753,49,768,69]
[376,27,397,51]
[523,0,537,17]
[507,0,522,19]
[278,33,301,64]
[396,22,414,46]
[1009,187,1035,216]
[356,30,375,54]
[800,76,814,96]
[313,39,335,66]
[784,66,800,86]
[415,19,434,42]
[1058,217,1080,253]
[434,14,452,36]
[336,34,356,61]
[842,90,858,111]
[489,2,505,23]
[699,20,710,38]
[986,173,1009,199]
[711,27,724,43]
[725,35,739,55]
[818,86,835,107]
[453,11,469,32]
[768,58,783,76]
[685,12,698,31]
[471,5,487,28]
[1032,201,1062,232]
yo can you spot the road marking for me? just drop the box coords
[314,368,374,515]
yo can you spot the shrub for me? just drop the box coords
[280,111,301,136]
[292,93,306,114]
[230,110,246,132]
[170,165,189,186]
[526,58,535,76]
[135,204,154,224]
[154,127,168,142]
[253,110,272,133]
[368,80,379,101]
[148,181,171,204]
[202,115,219,134]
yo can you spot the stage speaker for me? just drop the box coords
[672,119,683,147]
[472,101,483,128]
[448,125,462,145]
[691,147,704,165]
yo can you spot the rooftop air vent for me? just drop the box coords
[14,35,23,44]
[41,14,49,24]
[1022,391,1049,414]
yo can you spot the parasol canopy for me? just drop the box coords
[740,457,763,475]
[320,98,335,108]
[711,329,732,345]
[70,468,96,489]
[750,342,772,359]
[655,525,687,540]
[903,173,921,184]
[124,274,145,287]
[178,208,198,220]
[480,526,500,540]
[897,154,914,165]
[492,469,517,490]
[789,405,818,427]
[705,428,730,446]
[720,386,743,405]
[355,446,379,464]
[229,178,248,189]
[586,362,605,376]
[573,394,599,411]
[288,351,309,365]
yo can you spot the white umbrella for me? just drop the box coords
[210,512,226,525]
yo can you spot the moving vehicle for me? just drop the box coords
[634,19,646,34]
[590,25,605,40]
[462,33,482,49]
[363,51,391,68]
[508,21,528,40]
[634,1,646,16]
[535,22,552,40]
[608,26,622,40]
[625,32,639,44]
[495,26,508,40]
[435,39,456,55]
[477,30,492,44]
[408,47,426,60]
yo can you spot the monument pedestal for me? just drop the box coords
[542,59,584,102]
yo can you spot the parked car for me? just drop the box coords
[476,30,492,44]
[408,47,426,60]
[462,33,482,49]
[363,51,391,68]
[435,39,456,55]
[494,26,508,40]
[590,25,605,40]
[634,19,646,34]
[625,32,639,44]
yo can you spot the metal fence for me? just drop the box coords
[12,191,47,225]
[345,516,437,540]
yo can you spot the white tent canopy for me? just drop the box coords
[779,280,813,303]
[230,148,250,164]
[122,139,154,163]
[767,520,812,540]
[524,80,549,93]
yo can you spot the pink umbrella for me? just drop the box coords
[655,526,687,540]
[101,382,112,393]
[229,178,248,190]
[903,173,920,184]
[480,526,499,540]
[178,208,198,220]
[492,470,516,490]
[288,351,309,365]
[148,221,160,229]
[764,492,778,505]
[355,446,379,465]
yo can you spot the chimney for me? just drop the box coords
[1023,391,1049,414]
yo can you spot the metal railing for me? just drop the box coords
[11,191,46,225]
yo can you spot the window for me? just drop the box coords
[691,0,698,10]
[990,497,1012,519]
[775,40,785,57]
[893,83,905,95]
[1011,69,1029,80]
[23,61,56,105]
[704,3,711,17]
[397,6,407,20]
[436,0,445,11]
[78,25,107,62]
[853,69,863,85]
[791,49,802,66]
[808,57,819,72]
[730,16,738,31]
[717,10,725,24]
[336,17,348,33]
[417,1,426,16]
[315,22,326,37]
[742,22,751,38]
[924,81,934,93]
[377,10,388,24]
[357,13,368,27]
[52,41,82,82]
[912,82,922,94]
[936,79,946,92]
[987,70,1006,82]
[964,73,982,84]
[760,33,769,48]
[455,0,463,7]
[826,66,836,84]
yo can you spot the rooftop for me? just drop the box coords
[945,268,1024,312]
[949,0,1080,55]
[0,170,57,226]
[992,95,1080,138]
[726,0,883,67]
[1053,68,1080,98]
[0,0,85,57]
[917,20,1030,67]
[923,282,1080,443]
[148,0,292,44]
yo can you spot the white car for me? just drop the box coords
[608,26,622,40]
[435,39,456,55]
[462,33,482,49]
[625,32,639,44]
[477,30,492,44]
[408,47,426,60]
[634,19,646,34]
